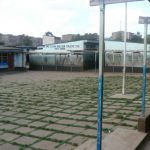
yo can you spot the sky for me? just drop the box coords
[0,0,149,38]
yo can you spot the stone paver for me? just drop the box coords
[0,124,19,130]
[81,129,97,137]
[56,119,77,125]
[30,129,53,137]
[14,119,32,125]
[51,133,72,141]
[15,127,35,134]
[69,136,89,145]
[0,71,149,149]
[0,133,20,142]
[27,114,44,120]
[110,93,139,100]
[14,136,38,145]
[46,124,66,130]
[32,140,57,150]
[56,143,76,150]
[1,111,17,116]
[28,121,48,127]
[63,126,85,134]
[0,144,19,150]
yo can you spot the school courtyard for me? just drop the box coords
[0,71,149,150]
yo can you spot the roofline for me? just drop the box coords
[43,40,99,46]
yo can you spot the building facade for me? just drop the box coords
[112,31,135,41]
[43,32,61,45]
[0,47,26,71]
[62,34,77,42]
[29,40,99,71]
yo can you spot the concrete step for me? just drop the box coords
[75,128,147,150]
[136,134,150,150]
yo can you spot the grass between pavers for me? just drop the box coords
[0,75,149,149]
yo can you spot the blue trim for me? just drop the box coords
[97,75,103,150]
[0,62,8,68]
[142,65,147,115]
[0,62,8,65]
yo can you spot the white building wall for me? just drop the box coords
[43,36,55,45]
[43,40,85,52]
[14,53,26,67]
[43,35,61,45]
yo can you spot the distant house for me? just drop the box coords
[62,34,77,42]
[0,46,27,71]
[112,31,135,41]
[43,32,61,45]
[15,46,37,67]
[29,40,99,71]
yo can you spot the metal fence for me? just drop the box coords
[105,50,150,72]
[29,50,150,72]
[105,50,150,67]
[29,51,98,71]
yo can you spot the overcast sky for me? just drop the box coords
[0,0,149,38]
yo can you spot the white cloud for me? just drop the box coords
[0,0,149,37]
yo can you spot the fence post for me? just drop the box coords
[132,52,134,73]
[113,51,114,72]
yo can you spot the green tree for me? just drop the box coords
[23,36,33,46]
[72,33,99,41]
[147,35,150,44]
[129,35,143,43]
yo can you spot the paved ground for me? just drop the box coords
[0,71,149,150]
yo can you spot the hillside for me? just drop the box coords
[0,33,42,47]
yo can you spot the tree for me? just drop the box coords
[45,32,53,36]
[72,33,99,41]
[22,36,33,46]
[129,34,143,43]
[147,35,150,44]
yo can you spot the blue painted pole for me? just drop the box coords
[97,76,104,150]
[141,23,148,116]
[142,65,146,115]
[97,0,105,149]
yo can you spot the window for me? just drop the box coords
[2,56,7,63]
[0,53,8,68]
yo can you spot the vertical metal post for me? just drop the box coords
[142,23,148,116]
[122,2,127,95]
[22,53,24,69]
[113,51,114,72]
[132,52,134,73]
[55,54,57,71]
[42,53,43,71]
[97,0,105,149]
[95,51,97,72]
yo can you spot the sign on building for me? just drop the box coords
[90,0,100,6]
[45,41,84,51]
[139,16,150,24]
[90,0,144,5]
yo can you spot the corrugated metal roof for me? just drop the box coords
[0,46,23,53]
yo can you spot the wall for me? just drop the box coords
[14,53,26,68]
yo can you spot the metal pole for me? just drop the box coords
[22,53,24,69]
[42,53,43,71]
[55,54,57,71]
[122,2,127,95]
[132,52,134,73]
[113,51,114,72]
[142,23,148,116]
[95,51,97,72]
[97,0,105,149]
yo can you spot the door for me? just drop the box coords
[8,53,14,70]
